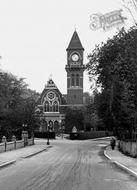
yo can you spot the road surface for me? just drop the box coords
[0,138,136,190]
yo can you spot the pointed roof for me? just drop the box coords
[45,79,57,89]
[66,30,84,51]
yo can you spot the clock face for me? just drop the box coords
[47,92,55,100]
[72,54,79,61]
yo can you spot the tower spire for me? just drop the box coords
[66,30,84,51]
[66,31,85,106]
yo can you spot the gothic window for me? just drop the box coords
[55,102,59,112]
[71,74,75,86]
[44,95,59,113]
[49,105,52,112]
[45,101,49,112]
[53,101,59,112]
[47,92,55,100]
[53,103,56,112]
[76,74,79,86]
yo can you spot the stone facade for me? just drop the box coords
[36,79,66,133]
[65,30,85,106]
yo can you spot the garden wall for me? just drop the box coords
[119,140,137,157]
[0,138,34,153]
[70,131,111,140]
[34,132,55,139]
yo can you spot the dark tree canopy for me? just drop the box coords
[65,108,84,133]
[0,70,40,140]
[87,27,137,138]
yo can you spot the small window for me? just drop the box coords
[76,74,79,86]
[71,74,75,86]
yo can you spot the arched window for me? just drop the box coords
[71,74,75,86]
[49,105,52,112]
[76,74,79,86]
[53,103,56,112]
[53,101,59,112]
[55,102,59,112]
[48,120,53,131]
[44,101,49,112]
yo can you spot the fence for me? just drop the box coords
[118,140,137,158]
[70,131,112,140]
[0,135,34,153]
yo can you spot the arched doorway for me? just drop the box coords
[43,121,47,132]
[54,121,59,133]
[48,120,53,131]
[40,118,47,132]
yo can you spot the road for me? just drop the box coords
[0,138,137,190]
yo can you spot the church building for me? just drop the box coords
[36,30,85,132]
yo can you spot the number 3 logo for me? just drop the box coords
[90,14,102,31]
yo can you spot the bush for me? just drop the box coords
[70,131,110,140]
[34,132,55,139]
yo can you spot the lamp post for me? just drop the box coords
[62,125,64,139]
[47,124,50,145]
[22,123,28,146]
[44,116,50,145]
[22,123,27,130]
[59,119,63,139]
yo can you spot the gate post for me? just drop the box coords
[2,136,7,152]
[12,135,16,149]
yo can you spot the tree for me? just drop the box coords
[65,108,84,133]
[83,92,100,131]
[0,70,39,140]
[87,27,137,138]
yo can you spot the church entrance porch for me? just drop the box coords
[39,113,65,135]
[54,121,59,133]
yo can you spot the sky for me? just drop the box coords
[0,0,136,94]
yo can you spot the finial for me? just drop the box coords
[74,24,77,31]
[49,73,53,80]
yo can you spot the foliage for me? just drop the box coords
[86,27,137,137]
[83,92,98,131]
[0,70,40,140]
[65,108,84,133]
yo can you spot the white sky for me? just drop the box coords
[0,0,136,94]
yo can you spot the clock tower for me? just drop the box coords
[65,30,85,106]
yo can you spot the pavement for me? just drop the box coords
[0,139,51,169]
[104,144,137,178]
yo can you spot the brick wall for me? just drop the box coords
[67,89,83,104]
